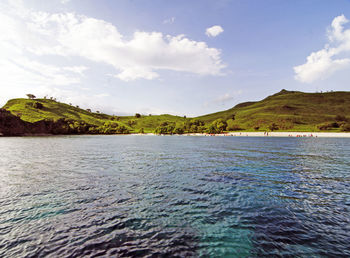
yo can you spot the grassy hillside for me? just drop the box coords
[2,98,185,133]
[196,90,350,132]
[3,98,111,125]
[2,90,350,134]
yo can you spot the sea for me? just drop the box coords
[0,135,349,257]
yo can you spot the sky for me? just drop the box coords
[0,0,350,116]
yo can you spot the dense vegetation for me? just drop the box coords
[1,89,350,136]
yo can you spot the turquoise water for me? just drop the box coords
[0,135,349,257]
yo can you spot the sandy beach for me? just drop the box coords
[134,132,350,138]
[182,132,350,138]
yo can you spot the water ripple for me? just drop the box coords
[0,136,349,257]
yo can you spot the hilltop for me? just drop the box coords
[197,90,350,132]
[1,90,350,136]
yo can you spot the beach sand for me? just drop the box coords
[183,132,350,138]
[134,132,350,137]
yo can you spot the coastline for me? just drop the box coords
[136,132,350,138]
[1,132,350,138]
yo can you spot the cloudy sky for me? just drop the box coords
[1,0,350,116]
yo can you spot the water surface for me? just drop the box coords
[0,135,349,257]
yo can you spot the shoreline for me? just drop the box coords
[138,132,350,138]
[1,132,350,138]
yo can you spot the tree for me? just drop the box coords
[212,119,227,133]
[86,109,91,112]
[26,94,36,99]
[173,127,184,134]
[135,113,141,118]
[268,123,279,131]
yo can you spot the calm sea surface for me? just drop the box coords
[0,135,349,257]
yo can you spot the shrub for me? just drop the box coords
[268,123,279,131]
[227,124,242,131]
[128,120,137,126]
[173,127,184,134]
[212,119,227,132]
[33,102,44,109]
[335,115,347,122]
[135,113,141,118]
[340,123,350,132]
[206,124,219,134]
[139,128,145,134]
[317,122,339,130]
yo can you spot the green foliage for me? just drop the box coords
[97,121,129,134]
[335,115,347,122]
[26,94,36,99]
[268,123,279,131]
[211,119,227,133]
[317,122,340,130]
[340,123,350,132]
[33,102,44,109]
[127,120,137,127]
[227,124,242,131]
[173,127,184,134]
[196,90,350,132]
[154,121,176,134]
[138,128,145,134]
[3,89,350,134]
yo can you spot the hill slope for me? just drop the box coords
[2,98,185,133]
[196,90,350,131]
[2,90,350,135]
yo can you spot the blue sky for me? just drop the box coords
[1,0,350,116]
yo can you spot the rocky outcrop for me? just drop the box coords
[0,109,95,136]
[0,109,29,136]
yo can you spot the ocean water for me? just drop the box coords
[0,135,349,257]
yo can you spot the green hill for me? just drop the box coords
[196,90,350,132]
[2,98,185,134]
[2,90,350,135]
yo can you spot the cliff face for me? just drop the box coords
[0,109,94,136]
[0,109,28,136]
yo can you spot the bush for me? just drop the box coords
[212,119,227,133]
[340,123,350,132]
[33,102,44,109]
[173,127,184,134]
[139,128,144,134]
[227,124,242,131]
[335,115,347,122]
[128,120,137,127]
[317,122,339,130]
[206,124,219,134]
[135,113,141,118]
[268,123,279,131]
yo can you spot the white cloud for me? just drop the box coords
[63,66,89,76]
[0,2,225,82]
[163,17,175,24]
[214,90,242,103]
[294,15,350,83]
[61,0,71,4]
[206,25,224,37]
[204,90,242,107]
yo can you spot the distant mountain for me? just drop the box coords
[1,90,350,136]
